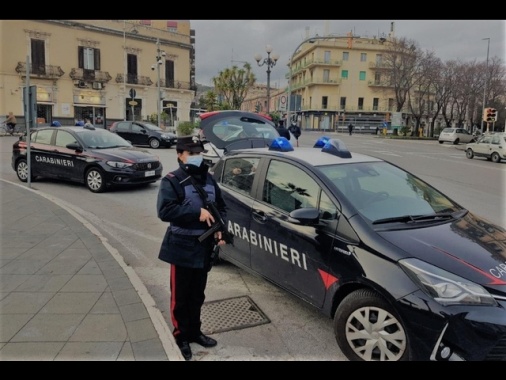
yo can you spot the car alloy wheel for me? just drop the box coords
[149,138,160,149]
[85,167,106,193]
[334,289,408,361]
[15,159,29,182]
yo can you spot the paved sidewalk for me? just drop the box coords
[0,180,183,361]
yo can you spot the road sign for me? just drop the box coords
[129,89,136,99]
[129,100,138,106]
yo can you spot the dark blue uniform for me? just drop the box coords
[157,161,227,355]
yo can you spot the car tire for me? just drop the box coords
[453,138,460,145]
[85,167,107,193]
[15,158,35,182]
[491,152,501,163]
[466,148,474,159]
[149,138,160,149]
[334,288,409,361]
[438,141,444,144]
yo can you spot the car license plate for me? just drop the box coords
[145,170,155,177]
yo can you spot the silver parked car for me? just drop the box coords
[438,128,476,145]
[465,132,506,163]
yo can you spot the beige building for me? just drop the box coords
[0,20,196,129]
[245,32,408,133]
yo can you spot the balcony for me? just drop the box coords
[69,68,112,83]
[293,78,341,89]
[115,73,153,86]
[369,62,391,70]
[15,62,65,79]
[368,80,393,88]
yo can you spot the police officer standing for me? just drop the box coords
[156,136,228,361]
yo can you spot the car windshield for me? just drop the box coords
[76,129,132,148]
[318,161,461,223]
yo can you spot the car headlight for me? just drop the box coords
[161,133,173,139]
[400,258,497,306]
[106,161,134,169]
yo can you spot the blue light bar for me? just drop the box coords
[321,139,352,158]
[313,136,331,148]
[269,137,294,152]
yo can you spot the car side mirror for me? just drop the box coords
[66,142,83,152]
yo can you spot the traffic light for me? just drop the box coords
[488,108,497,122]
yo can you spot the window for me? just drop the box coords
[223,158,259,194]
[323,69,330,82]
[342,52,349,61]
[374,72,381,84]
[32,129,53,145]
[361,53,367,62]
[31,39,46,75]
[358,98,364,111]
[126,54,138,84]
[375,54,383,65]
[55,131,76,148]
[132,124,143,133]
[324,50,331,64]
[322,96,328,110]
[359,71,366,81]
[165,60,175,88]
[340,97,346,109]
[116,122,131,132]
[78,46,101,71]
[263,160,319,213]
[341,70,348,79]
[373,98,379,111]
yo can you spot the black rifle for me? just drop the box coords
[188,177,233,245]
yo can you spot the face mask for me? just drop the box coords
[186,155,203,167]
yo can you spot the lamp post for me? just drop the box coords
[154,38,166,129]
[255,45,279,114]
[286,35,349,126]
[480,37,490,134]
[123,21,138,121]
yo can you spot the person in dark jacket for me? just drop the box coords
[156,135,228,361]
[275,120,290,140]
[348,123,354,135]
[288,122,301,146]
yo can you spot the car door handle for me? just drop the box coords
[252,209,267,223]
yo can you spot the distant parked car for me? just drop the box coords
[109,121,177,149]
[438,128,475,145]
[465,132,506,163]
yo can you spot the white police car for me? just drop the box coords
[210,136,506,361]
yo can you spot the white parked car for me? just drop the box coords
[438,128,476,145]
[465,132,506,163]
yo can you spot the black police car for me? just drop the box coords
[108,120,177,149]
[209,136,506,361]
[198,110,279,166]
[12,126,163,193]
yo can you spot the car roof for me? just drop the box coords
[224,137,383,167]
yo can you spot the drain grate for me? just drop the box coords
[201,295,270,334]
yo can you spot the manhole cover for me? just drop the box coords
[201,295,270,334]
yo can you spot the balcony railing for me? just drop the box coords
[15,62,65,79]
[69,68,112,83]
[115,73,153,86]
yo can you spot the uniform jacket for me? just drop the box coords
[157,163,227,269]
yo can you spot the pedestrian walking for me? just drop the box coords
[288,121,301,147]
[348,123,354,135]
[156,136,229,361]
[275,120,290,140]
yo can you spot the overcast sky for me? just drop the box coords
[190,20,505,88]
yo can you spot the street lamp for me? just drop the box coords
[123,21,138,121]
[480,37,490,133]
[153,38,166,129]
[255,45,279,114]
